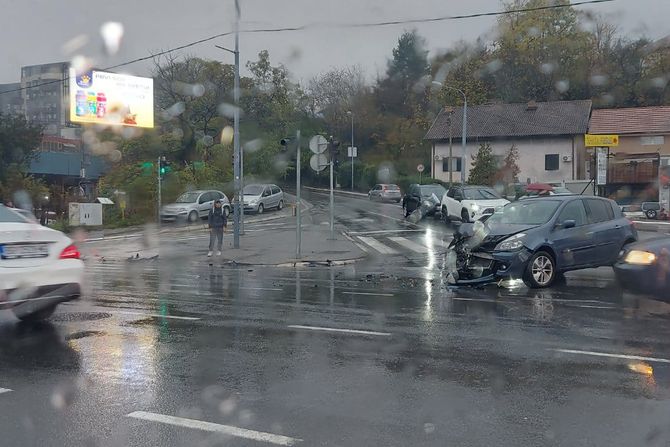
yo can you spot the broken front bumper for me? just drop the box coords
[451,248,533,285]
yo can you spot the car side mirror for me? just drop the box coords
[561,220,576,229]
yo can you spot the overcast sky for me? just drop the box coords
[2,0,668,85]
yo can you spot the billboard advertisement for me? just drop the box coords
[69,69,153,128]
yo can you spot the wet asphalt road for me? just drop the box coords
[2,192,670,446]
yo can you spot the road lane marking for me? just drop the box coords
[127,411,301,445]
[388,236,427,253]
[452,297,497,303]
[357,236,398,254]
[110,311,200,321]
[348,229,426,235]
[0,388,12,394]
[288,325,391,337]
[342,291,395,297]
[551,348,670,364]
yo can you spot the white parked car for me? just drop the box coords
[0,205,84,321]
[441,185,510,223]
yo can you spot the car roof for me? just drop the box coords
[521,195,608,202]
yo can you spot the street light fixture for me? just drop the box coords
[432,81,467,184]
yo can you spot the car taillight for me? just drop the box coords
[383,186,388,191]
[59,244,80,260]
[627,218,636,228]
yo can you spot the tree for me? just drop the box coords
[468,143,498,186]
[0,113,42,183]
[497,144,520,185]
[491,0,593,102]
[376,30,430,117]
[153,55,235,162]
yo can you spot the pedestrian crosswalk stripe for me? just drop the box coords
[387,237,427,253]
[357,236,398,254]
[0,388,12,394]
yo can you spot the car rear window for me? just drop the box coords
[387,184,400,190]
[586,199,614,223]
[0,205,28,223]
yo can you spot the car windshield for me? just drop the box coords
[552,187,572,194]
[489,200,561,225]
[419,185,446,197]
[0,205,28,223]
[175,192,200,203]
[464,188,502,200]
[243,185,264,195]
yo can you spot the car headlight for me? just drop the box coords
[495,233,526,251]
[471,204,480,212]
[623,250,656,265]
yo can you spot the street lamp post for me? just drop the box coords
[432,82,467,184]
[347,111,354,191]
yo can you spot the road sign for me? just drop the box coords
[585,134,619,147]
[347,146,357,158]
[310,153,329,172]
[309,135,328,154]
[417,164,425,173]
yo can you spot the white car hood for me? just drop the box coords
[464,199,509,210]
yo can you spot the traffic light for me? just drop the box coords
[159,157,171,178]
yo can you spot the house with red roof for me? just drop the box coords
[588,106,670,206]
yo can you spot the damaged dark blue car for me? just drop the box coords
[448,196,637,288]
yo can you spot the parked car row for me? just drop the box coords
[160,184,284,223]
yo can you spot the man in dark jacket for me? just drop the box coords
[207,199,227,257]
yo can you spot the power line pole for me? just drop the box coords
[295,130,301,258]
[232,0,241,248]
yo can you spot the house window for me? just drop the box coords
[442,157,462,172]
[641,136,664,146]
[545,154,560,171]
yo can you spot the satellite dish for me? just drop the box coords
[310,153,329,172]
[309,135,328,154]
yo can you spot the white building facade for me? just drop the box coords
[425,100,592,185]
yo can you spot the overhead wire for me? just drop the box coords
[0,0,615,96]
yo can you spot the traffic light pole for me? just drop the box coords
[157,156,162,226]
[329,147,335,240]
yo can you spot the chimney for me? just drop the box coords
[526,100,538,111]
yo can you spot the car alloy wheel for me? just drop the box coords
[461,209,470,223]
[223,206,230,217]
[442,207,450,223]
[646,209,657,219]
[277,200,284,210]
[258,204,264,214]
[188,211,199,223]
[525,251,556,288]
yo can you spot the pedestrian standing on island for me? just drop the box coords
[208,199,227,257]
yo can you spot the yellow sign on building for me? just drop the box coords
[585,134,619,147]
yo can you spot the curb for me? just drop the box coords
[632,220,670,233]
[304,186,369,198]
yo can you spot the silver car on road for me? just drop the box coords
[161,190,231,223]
[368,184,402,203]
[242,184,284,214]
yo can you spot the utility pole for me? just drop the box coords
[295,130,301,258]
[461,97,467,184]
[233,0,241,248]
[448,109,453,186]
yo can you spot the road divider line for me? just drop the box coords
[357,236,398,255]
[348,229,425,235]
[388,236,428,253]
[288,324,391,337]
[550,348,670,364]
[0,388,12,394]
[127,411,301,445]
[452,297,497,303]
[111,311,200,321]
[342,291,394,297]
